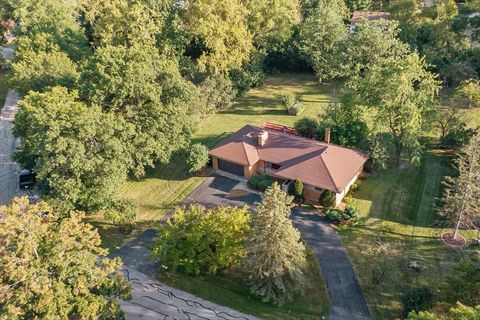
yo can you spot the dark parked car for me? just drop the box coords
[19,168,35,189]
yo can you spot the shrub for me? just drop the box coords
[402,287,435,317]
[294,117,319,139]
[248,175,262,189]
[441,127,477,149]
[288,178,304,201]
[282,93,297,109]
[104,199,138,234]
[248,174,273,191]
[350,183,359,192]
[319,190,336,208]
[258,178,274,191]
[187,143,209,173]
[152,205,250,275]
[287,102,305,116]
[344,205,359,218]
[326,209,341,222]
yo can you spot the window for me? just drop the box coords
[266,162,281,170]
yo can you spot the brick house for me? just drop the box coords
[208,124,368,206]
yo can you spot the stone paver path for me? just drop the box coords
[291,208,371,320]
[114,230,259,320]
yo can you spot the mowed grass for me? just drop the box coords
[338,149,472,319]
[159,247,330,320]
[93,73,336,249]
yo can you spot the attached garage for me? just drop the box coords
[218,159,245,177]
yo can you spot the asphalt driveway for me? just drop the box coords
[292,208,371,320]
[185,174,371,319]
[115,174,370,320]
[182,174,261,208]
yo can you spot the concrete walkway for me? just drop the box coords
[291,208,371,320]
[114,230,259,320]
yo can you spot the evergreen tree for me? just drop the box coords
[439,131,480,240]
[243,183,307,305]
[288,178,304,202]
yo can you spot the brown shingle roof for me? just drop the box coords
[209,125,368,193]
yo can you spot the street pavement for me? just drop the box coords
[0,89,20,205]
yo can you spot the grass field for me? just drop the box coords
[93,73,336,250]
[339,149,471,319]
[159,248,330,320]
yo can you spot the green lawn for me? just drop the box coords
[338,149,472,319]
[159,247,330,320]
[92,73,336,250]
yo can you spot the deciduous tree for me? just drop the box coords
[79,44,198,176]
[299,0,347,82]
[438,132,480,240]
[356,53,439,167]
[183,0,253,73]
[243,183,307,305]
[152,205,250,275]
[13,87,133,212]
[0,197,131,319]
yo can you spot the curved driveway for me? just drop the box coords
[187,174,371,319]
[291,209,371,320]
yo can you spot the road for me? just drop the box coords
[0,44,20,205]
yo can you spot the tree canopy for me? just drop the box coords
[356,53,439,167]
[0,197,131,319]
[13,87,133,212]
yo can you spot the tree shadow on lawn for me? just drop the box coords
[352,151,452,228]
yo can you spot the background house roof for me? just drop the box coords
[209,125,368,193]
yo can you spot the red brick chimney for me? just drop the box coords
[325,128,331,144]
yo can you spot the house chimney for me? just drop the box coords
[258,130,268,147]
[325,128,331,144]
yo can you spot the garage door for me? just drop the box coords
[218,159,244,176]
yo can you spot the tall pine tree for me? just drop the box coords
[243,183,307,305]
[439,131,480,240]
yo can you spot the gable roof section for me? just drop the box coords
[209,125,368,193]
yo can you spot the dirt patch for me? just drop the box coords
[226,189,251,198]
[441,231,466,247]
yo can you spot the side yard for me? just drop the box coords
[93,73,336,250]
[338,149,472,319]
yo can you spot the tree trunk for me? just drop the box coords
[453,217,462,240]
[318,78,322,84]
[394,143,402,168]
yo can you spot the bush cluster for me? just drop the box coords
[326,205,359,224]
[402,287,435,317]
[248,173,274,191]
[152,205,250,275]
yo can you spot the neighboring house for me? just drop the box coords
[209,124,368,207]
[349,11,391,33]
